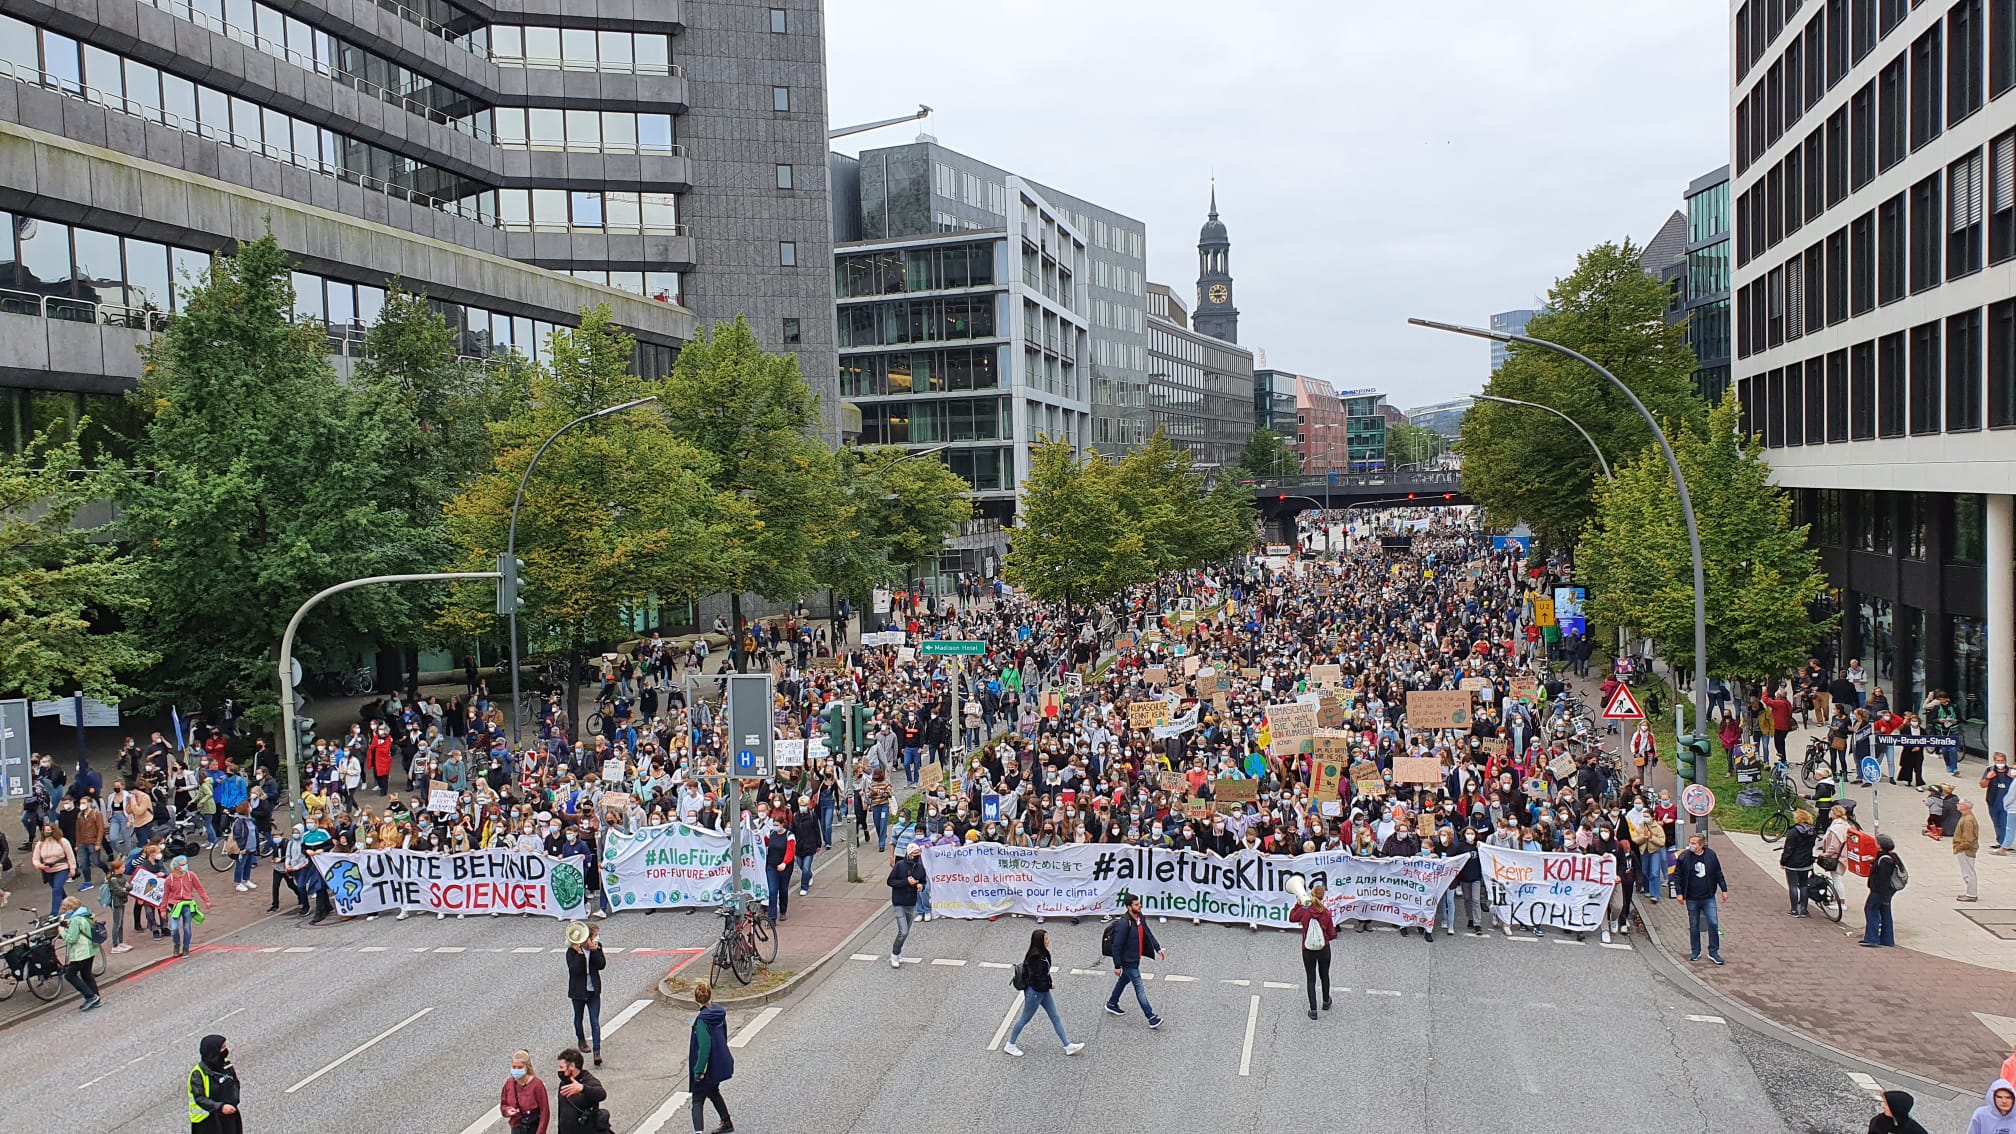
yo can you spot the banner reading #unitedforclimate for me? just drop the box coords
[921,843,1466,929]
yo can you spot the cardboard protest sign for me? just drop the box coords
[427,788,460,814]
[1215,778,1258,803]
[1350,760,1388,797]
[1392,756,1443,785]
[1406,690,1473,729]
[1157,770,1187,793]
[1309,664,1342,687]
[1316,692,1346,729]
[1270,736,1313,760]
[1144,666,1171,686]
[1211,693,1230,715]
[1547,751,1578,780]
[1266,701,1318,740]
[1415,813,1438,838]
[1196,670,1219,696]
[920,762,944,790]
[1459,676,1492,693]
[1128,700,1170,730]
[1310,752,1347,799]
[130,868,167,908]
[1183,655,1202,676]
[601,791,633,817]
[1510,677,1539,704]
[1183,800,1212,819]
[1240,667,1261,680]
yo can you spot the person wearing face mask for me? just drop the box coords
[1597,821,1636,944]
[499,1049,550,1134]
[187,1033,243,1133]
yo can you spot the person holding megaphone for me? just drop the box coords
[1285,875,1336,1020]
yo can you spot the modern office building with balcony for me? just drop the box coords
[0,0,839,449]
[1488,308,1540,372]
[1253,367,1297,436]
[1143,281,1254,471]
[1729,0,2015,758]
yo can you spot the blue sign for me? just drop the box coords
[1860,756,1882,783]
[1554,585,1587,638]
[1491,535,1533,554]
[981,794,1000,823]
[736,748,755,770]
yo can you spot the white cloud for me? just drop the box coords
[828,0,1728,406]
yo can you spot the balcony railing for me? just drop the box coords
[0,286,172,333]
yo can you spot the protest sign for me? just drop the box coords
[1270,736,1313,760]
[1212,693,1229,715]
[600,791,633,818]
[1510,677,1539,704]
[601,821,767,909]
[1476,843,1616,931]
[1351,761,1387,796]
[1215,778,1258,803]
[920,842,1465,929]
[312,849,589,919]
[1309,664,1342,687]
[1240,667,1261,680]
[1392,756,1443,785]
[1547,751,1578,780]
[601,758,625,782]
[1459,676,1492,693]
[1183,800,1212,819]
[1183,655,1202,676]
[1316,692,1346,729]
[1196,669,1219,696]
[1310,751,1347,799]
[130,867,166,908]
[1153,706,1200,741]
[1128,700,1170,730]
[920,762,944,790]
[1266,701,1317,740]
[1144,666,1171,686]
[1157,770,1187,793]
[427,788,460,814]
[1405,690,1472,729]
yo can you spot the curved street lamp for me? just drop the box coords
[1474,394,1614,481]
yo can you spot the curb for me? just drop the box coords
[657,901,887,1010]
[1631,900,1968,1100]
[0,906,287,1032]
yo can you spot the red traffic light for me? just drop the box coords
[1277,495,1286,501]
[1407,493,1416,499]
[1443,493,1454,500]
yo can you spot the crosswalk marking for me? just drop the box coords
[358,946,386,953]
[1163,975,1198,982]
[930,958,966,966]
[1847,1071,1883,1094]
[850,953,879,961]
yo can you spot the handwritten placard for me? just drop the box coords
[1392,756,1443,785]
[1405,690,1472,729]
[1309,664,1343,687]
[1144,666,1170,687]
[1128,700,1170,729]
[1266,701,1318,740]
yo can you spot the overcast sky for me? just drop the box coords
[827,1,1729,409]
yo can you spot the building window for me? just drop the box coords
[1827,107,1850,206]
[1992,298,2016,426]
[1879,53,1907,170]
[1951,0,1987,123]
[1991,130,2015,263]
[1952,494,1987,562]
[1902,492,1929,558]
[1855,0,1877,60]
[1994,0,2016,95]
[1879,330,1907,435]
[1808,355,1828,440]
[1785,362,1806,445]
[779,241,797,266]
[1826,226,1849,323]
[769,7,786,32]
[1909,319,1943,433]
[1827,348,1850,440]
[771,86,790,112]
[782,317,800,345]
[775,163,793,189]
[1806,242,1826,334]
[1878,191,1907,302]
[1909,173,1943,292]
[1911,24,1944,151]
[1786,151,1805,236]
[1949,149,1986,275]
[1851,81,1876,189]
[1852,339,1878,438]
[1947,307,1984,430]
[1851,210,1876,313]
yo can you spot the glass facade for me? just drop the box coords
[1688,179,1730,244]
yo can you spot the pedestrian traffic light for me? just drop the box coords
[495,553,526,615]
[1675,734,1710,781]
[824,702,847,751]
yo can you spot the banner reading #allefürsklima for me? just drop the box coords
[313,849,589,919]
[921,843,1465,929]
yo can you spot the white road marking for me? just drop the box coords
[1685,1014,1726,1024]
[728,1005,782,1048]
[549,947,566,953]
[1222,979,1251,986]
[1549,937,1582,946]
[1069,968,1101,976]
[1847,1071,1884,1094]
[986,994,1022,1051]
[1262,981,1295,990]
[603,947,623,954]
[930,958,966,967]
[900,957,921,965]
[1238,995,1260,1077]
[283,945,314,953]
[513,947,544,954]
[1162,974,1198,982]
[76,1049,162,1091]
[285,1007,434,1094]
[1600,942,1634,950]
[433,947,465,954]
[412,947,429,953]
[606,999,652,1037]
[1367,989,1402,997]
[628,1091,691,1134]
[850,953,879,961]
[977,961,1013,969]
[258,946,280,953]
[1504,933,1537,942]
[358,946,386,953]
[212,1007,246,1025]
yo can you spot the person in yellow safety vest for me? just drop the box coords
[187,1033,242,1133]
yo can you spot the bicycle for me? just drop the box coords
[1803,869,1846,922]
[710,900,772,986]
[0,917,69,1002]
[1758,764,1802,843]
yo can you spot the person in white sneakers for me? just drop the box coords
[886,843,925,967]
[1597,821,1637,944]
[1003,929,1082,1057]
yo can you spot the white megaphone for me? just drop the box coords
[1284,874,1310,903]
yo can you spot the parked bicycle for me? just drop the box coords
[710,898,776,987]
[0,914,100,1001]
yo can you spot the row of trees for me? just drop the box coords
[1458,240,1832,682]
[4,235,971,729]
[1005,432,1253,615]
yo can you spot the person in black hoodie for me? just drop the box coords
[1778,809,1819,917]
[1867,1088,1930,1134]
[553,1048,606,1134]
[188,1033,242,1133]
[1455,826,1487,935]
[791,796,823,897]
[564,922,608,1066]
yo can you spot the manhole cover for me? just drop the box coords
[1958,908,2016,940]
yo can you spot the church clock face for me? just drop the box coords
[1208,283,1229,304]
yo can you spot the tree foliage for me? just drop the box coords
[1004,438,1144,613]
[1458,241,1705,549]
[123,234,432,722]
[1387,421,1447,467]
[0,427,155,701]
[1237,428,1299,479]
[816,446,973,609]
[1577,392,1834,683]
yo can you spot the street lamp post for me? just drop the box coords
[1411,317,1710,832]
[1474,394,1613,481]
[506,397,659,745]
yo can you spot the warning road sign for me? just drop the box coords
[1602,684,1645,720]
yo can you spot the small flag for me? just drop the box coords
[170,706,184,750]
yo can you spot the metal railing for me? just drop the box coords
[140,0,492,59]
[491,56,682,77]
[0,286,173,333]
[501,139,687,157]
[1246,470,1465,491]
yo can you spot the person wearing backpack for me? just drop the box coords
[57,895,101,1009]
[1102,895,1165,1028]
[1286,880,1337,1019]
[1861,833,1905,948]
[1002,928,1081,1057]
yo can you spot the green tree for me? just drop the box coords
[1577,392,1834,686]
[0,426,156,701]
[658,317,842,669]
[1387,421,1446,468]
[1111,430,1213,582]
[1237,428,1300,479]
[441,308,723,723]
[123,234,429,723]
[1459,241,1704,549]
[816,446,973,612]
[1003,438,1143,615]
[1197,470,1258,565]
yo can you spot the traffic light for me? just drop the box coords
[823,702,847,752]
[852,703,874,752]
[495,553,526,615]
[1277,494,1286,502]
[1407,493,1416,500]
[1443,493,1454,500]
[1675,734,1710,782]
[294,715,316,750]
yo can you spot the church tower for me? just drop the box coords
[1193,182,1239,344]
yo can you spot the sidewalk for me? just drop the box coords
[658,859,886,1007]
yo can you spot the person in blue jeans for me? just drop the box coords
[1003,929,1083,1057]
[1673,833,1728,965]
[1861,834,1902,947]
[763,822,794,923]
[1103,896,1165,1028]
[228,805,259,890]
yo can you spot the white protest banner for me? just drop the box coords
[312,849,589,919]
[130,867,166,908]
[1151,705,1200,741]
[773,738,828,768]
[1476,843,1616,931]
[920,842,1464,930]
[601,821,768,910]
[601,758,625,782]
[426,788,460,814]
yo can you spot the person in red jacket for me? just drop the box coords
[1760,687,1796,761]
[1286,880,1336,1020]
[367,725,394,797]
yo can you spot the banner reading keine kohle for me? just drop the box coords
[1476,843,1616,931]
[601,821,768,911]
[314,849,588,919]
[921,843,1466,929]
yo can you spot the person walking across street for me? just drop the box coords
[565,921,607,1066]
[1102,894,1165,1028]
[1004,928,1082,1057]
[162,854,212,957]
[1286,880,1336,1019]
[187,1034,243,1134]
[886,843,925,967]
[1956,800,1981,902]
[57,895,101,1009]
[498,1049,550,1134]
[687,979,735,1132]
[1861,833,1904,947]
[553,1049,607,1134]
[1675,833,1728,965]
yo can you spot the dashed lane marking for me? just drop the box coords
[977,961,1014,969]
[1262,981,1295,989]
[1163,975,1198,982]
[628,1092,691,1134]
[728,1005,782,1049]
[514,947,545,954]
[1600,942,1635,950]
[850,953,879,961]
[1238,995,1260,1077]
[433,947,465,954]
[1685,1014,1726,1024]
[1367,989,1403,997]
[1222,979,1252,986]
[358,946,386,953]
[930,958,966,967]
[282,946,313,953]
[604,998,652,1037]
[285,1007,434,1094]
